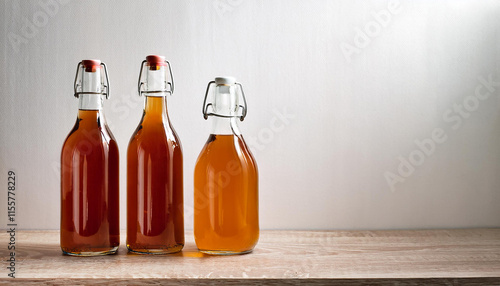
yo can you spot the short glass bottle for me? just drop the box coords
[194,77,259,255]
[60,60,120,256]
[127,55,184,254]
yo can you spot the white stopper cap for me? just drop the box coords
[215,76,236,85]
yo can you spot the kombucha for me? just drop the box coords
[194,77,259,255]
[60,60,119,256]
[127,56,184,254]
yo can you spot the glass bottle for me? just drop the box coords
[194,77,259,255]
[127,55,184,254]
[60,60,119,256]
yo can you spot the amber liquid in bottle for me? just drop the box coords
[194,80,259,255]
[127,95,184,254]
[61,67,120,256]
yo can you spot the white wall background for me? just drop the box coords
[1,0,500,230]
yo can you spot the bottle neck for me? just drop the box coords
[77,94,105,128]
[210,117,241,135]
[208,84,242,135]
[77,109,104,129]
[142,64,170,96]
[73,61,107,128]
[143,96,169,122]
[78,93,103,110]
[78,66,103,111]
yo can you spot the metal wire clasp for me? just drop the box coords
[73,62,110,99]
[202,81,248,121]
[137,60,174,96]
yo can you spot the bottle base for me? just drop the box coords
[198,249,254,255]
[126,244,184,255]
[62,246,119,256]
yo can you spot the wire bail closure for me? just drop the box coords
[137,60,174,96]
[202,81,248,121]
[73,62,110,99]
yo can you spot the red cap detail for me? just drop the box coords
[82,59,101,72]
[146,55,166,70]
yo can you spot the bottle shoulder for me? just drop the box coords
[129,119,181,143]
[195,134,257,169]
[237,134,257,166]
[62,121,117,151]
[128,124,182,156]
[102,124,117,142]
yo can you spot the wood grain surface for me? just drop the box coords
[0,229,500,285]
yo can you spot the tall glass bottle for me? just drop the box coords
[127,55,184,254]
[60,60,119,256]
[194,77,259,255]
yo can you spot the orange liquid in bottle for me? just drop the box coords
[127,96,184,254]
[60,110,120,255]
[194,134,259,254]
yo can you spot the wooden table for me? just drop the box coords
[1,229,500,285]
